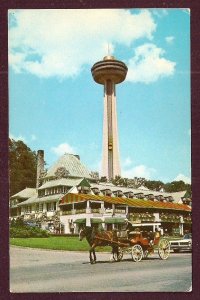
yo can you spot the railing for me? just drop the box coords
[76,209,87,214]
[160,213,180,223]
[62,210,73,215]
[91,208,101,213]
[129,213,155,222]
[62,208,103,215]
[61,209,86,215]
[115,209,126,214]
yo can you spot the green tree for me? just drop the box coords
[100,176,107,183]
[111,175,126,186]
[112,176,146,188]
[145,180,164,191]
[127,177,146,188]
[164,180,191,196]
[9,138,37,196]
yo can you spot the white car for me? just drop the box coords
[170,233,192,253]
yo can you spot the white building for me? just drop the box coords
[10,152,192,235]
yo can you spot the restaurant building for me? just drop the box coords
[10,152,192,235]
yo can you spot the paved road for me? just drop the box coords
[10,246,192,292]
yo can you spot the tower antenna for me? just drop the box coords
[107,43,110,56]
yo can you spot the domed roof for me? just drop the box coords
[103,55,116,60]
[45,153,92,179]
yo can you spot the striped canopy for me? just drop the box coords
[59,193,191,212]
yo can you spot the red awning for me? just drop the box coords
[59,193,191,212]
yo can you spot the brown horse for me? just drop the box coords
[79,226,120,264]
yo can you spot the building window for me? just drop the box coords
[63,186,69,193]
[47,203,51,212]
[136,193,144,199]
[25,206,31,213]
[149,195,154,200]
[39,190,45,197]
[39,203,43,212]
[47,202,56,211]
[58,187,61,193]
[35,204,39,212]
[92,188,100,195]
[113,190,123,197]
[77,186,90,194]
[124,192,134,198]
[102,189,112,196]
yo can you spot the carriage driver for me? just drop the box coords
[124,219,135,236]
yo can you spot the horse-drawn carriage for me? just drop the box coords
[79,226,171,264]
[113,229,171,262]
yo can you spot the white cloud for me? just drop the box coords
[174,174,191,184]
[127,43,176,84]
[151,9,168,18]
[165,36,175,44]
[9,133,26,142]
[122,164,156,179]
[8,9,156,78]
[51,143,75,156]
[123,157,133,167]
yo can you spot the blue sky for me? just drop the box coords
[8,8,191,184]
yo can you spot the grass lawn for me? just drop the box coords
[10,236,112,252]
[10,235,181,252]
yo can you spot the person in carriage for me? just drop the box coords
[124,219,133,231]
[147,228,161,246]
[124,219,141,238]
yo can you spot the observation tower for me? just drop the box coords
[91,55,128,180]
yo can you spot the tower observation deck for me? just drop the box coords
[91,55,128,180]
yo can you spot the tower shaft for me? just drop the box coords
[102,80,120,179]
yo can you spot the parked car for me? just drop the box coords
[24,221,40,228]
[170,233,192,253]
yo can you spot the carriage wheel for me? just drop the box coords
[131,244,143,262]
[158,238,170,260]
[113,247,123,262]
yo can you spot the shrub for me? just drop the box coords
[10,224,49,238]
[10,227,31,238]
[10,218,25,228]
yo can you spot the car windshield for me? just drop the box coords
[184,233,192,239]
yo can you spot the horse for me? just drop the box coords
[79,226,120,264]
